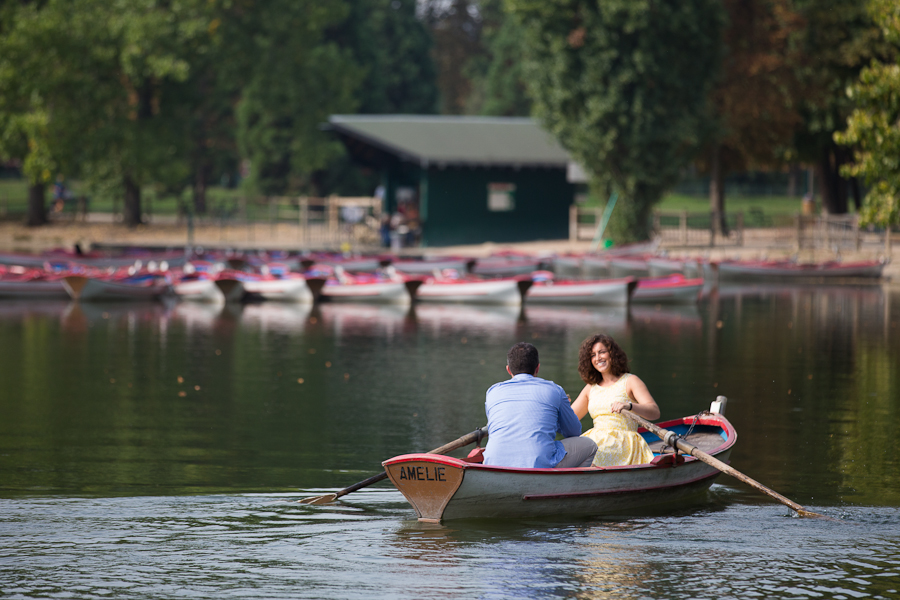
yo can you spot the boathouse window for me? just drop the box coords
[488,183,515,212]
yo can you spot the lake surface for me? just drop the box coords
[2,283,899,599]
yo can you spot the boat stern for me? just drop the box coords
[383,454,468,523]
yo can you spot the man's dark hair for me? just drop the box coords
[507,342,539,375]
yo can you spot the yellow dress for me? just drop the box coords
[581,374,655,467]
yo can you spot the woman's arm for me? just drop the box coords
[569,384,592,420]
[612,375,661,420]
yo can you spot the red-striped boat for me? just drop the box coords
[383,400,735,522]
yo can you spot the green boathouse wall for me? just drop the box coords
[420,166,575,247]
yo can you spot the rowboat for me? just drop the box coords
[62,273,172,302]
[525,274,636,306]
[470,254,545,277]
[0,268,70,299]
[715,259,887,281]
[609,257,650,278]
[646,257,704,279]
[390,257,475,275]
[236,277,317,303]
[548,254,584,277]
[417,276,532,305]
[319,279,417,304]
[382,400,736,522]
[632,274,705,304]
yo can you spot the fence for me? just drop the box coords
[570,206,745,247]
[192,196,383,249]
[653,211,744,247]
[43,194,385,250]
[570,206,893,256]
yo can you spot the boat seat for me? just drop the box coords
[647,430,724,454]
[462,447,485,463]
[650,453,685,467]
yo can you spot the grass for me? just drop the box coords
[0,178,258,220]
[0,177,845,227]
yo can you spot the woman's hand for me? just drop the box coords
[611,400,632,414]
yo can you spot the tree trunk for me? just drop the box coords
[26,182,47,227]
[709,145,728,235]
[123,175,142,227]
[817,147,848,215]
[850,177,862,211]
[193,164,208,215]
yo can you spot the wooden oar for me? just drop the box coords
[622,410,826,519]
[298,426,488,505]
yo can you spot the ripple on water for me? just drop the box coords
[2,493,900,600]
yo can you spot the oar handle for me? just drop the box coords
[623,410,822,518]
[333,472,388,499]
[330,426,488,501]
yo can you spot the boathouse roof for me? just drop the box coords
[326,115,572,169]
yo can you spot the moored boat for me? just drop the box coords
[383,401,735,522]
[715,259,887,281]
[62,273,172,302]
[632,274,704,304]
[417,276,531,305]
[470,254,545,277]
[320,279,417,304]
[390,257,475,275]
[525,274,636,306]
[0,268,70,299]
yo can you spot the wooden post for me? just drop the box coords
[329,196,339,240]
[796,214,803,251]
[854,214,861,250]
[736,212,744,246]
[569,205,578,241]
[301,197,309,244]
[681,210,688,246]
[887,225,893,258]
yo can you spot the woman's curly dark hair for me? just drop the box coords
[577,333,629,385]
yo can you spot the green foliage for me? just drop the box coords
[835,0,900,228]
[335,0,439,115]
[236,2,360,196]
[505,0,725,242]
[465,0,532,116]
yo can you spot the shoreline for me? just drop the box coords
[1,218,896,282]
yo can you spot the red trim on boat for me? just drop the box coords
[521,469,724,501]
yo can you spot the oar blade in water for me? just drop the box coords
[297,493,338,505]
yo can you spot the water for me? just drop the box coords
[2,284,900,599]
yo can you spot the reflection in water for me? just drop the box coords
[410,303,522,339]
[2,286,900,599]
[521,305,629,330]
[316,303,412,340]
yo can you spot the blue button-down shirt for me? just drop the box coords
[483,373,583,468]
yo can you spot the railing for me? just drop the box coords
[197,195,383,249]
[653,210,744,247]
[42,194,385,250]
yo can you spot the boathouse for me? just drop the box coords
[326,115,581,247]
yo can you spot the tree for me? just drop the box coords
[465,0,532,116]
[0,3,73,226]
[790,0,891,214]
[505,0,725,242]
[236,1,360,196]
[0,0,215,227]
[422,0,485,115]
[334,0,438,115]
[705,0,804,234]
[835,0,900,228]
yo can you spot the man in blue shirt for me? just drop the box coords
[483,342,597,468]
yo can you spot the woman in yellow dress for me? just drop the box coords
[569,333,660,467]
